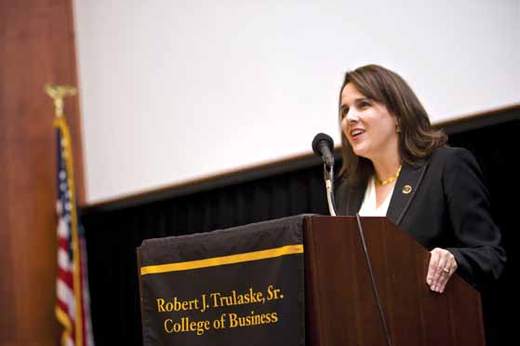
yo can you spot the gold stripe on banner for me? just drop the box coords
[140,244,304,276]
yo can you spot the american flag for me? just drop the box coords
[54,116,94,346]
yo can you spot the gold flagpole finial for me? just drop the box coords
[45,84,77,118]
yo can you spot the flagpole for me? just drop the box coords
[46,84,84,346]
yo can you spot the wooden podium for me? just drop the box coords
[137,215,485,345]
[304,216,485,346]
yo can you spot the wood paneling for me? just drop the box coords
[0,0,84,345]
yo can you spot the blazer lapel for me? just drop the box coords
[386,159,429,225]
[345,182,366,216]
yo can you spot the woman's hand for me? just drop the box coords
[426,248,458,293]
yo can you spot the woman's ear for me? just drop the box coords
[395,118,401,133]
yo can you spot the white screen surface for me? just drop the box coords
[73,0,520,204]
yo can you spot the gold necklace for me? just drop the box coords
[375,165,402,186]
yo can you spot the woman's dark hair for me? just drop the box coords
[338,64,447,185]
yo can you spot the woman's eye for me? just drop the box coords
[359,101,370,109]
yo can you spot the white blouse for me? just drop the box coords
[358,176,395,217]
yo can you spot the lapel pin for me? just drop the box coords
[402,185,412,194]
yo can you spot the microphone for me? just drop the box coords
[312,133,334,168]
[312,133,337,216]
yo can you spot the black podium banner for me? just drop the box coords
[137,215,306,346]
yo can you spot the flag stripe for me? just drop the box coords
[58,248,72,272]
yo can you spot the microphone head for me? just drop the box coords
[312,133,334,156]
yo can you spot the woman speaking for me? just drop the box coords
[335,64,506,293]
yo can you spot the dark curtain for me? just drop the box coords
[446,117,517,346]
[82,109,518,346]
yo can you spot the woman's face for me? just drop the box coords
[340,83,399,161]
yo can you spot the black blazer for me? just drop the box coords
[335,146,506,288]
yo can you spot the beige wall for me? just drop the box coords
[74,0,520,204]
